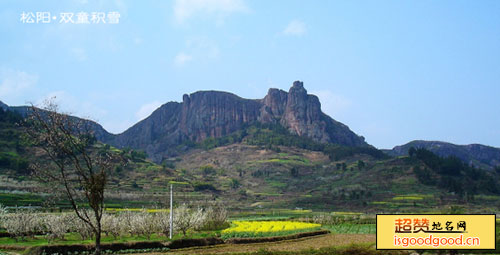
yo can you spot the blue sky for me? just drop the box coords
[0,0,499,149]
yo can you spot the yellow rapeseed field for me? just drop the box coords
[222,221,321,238]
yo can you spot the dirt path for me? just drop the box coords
[163,234,375,254]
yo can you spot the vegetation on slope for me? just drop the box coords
[412,147,500,198]
[189,123,387,162]
[0,108,30,175]
[1,107,500,213]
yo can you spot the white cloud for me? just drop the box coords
[173,0,248,24]
[70,48,88,62]
[135,101,162,121]
[311,90,351,117]
[113,0,128,16]
[174,38,219,66]
[283,20,306,36]
[0,68,38,98]
[133,37,143,45]
[187,37,220,58]
[174,52,193,66]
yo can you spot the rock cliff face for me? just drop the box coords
[109,81,368,162]
[180,91,262,141]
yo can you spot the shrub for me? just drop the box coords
[193,181,217,192]
[2,209,40,240]
[44,213,73,242]
[198,205,228,231]
[173,204,205,236]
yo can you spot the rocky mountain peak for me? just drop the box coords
[110,81,368,162]
[182,94,190,104]
[291,80,305,90]
[288,81,308,99]
[283,84,319,136]
[262,88,288,119]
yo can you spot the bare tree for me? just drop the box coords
[24,99,122,255]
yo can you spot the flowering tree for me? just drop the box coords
[2,209,38,240]
[44,213,72,242]
[157,211,171,237]
[202,205,228,230]
[174,204,206,236]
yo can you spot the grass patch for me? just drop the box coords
[267,180,287,189]
[370,201,388,205]
[331,212,363,215]
[0,232,217,248]
[392,194,433,201]
[254,157,311,166]
[323,224,376,234]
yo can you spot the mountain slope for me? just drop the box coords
[6,104,115,142]
[171,141,500,211]
[2,105,500,211]
[386,140,500,169]
[109,81,368,163]
[0,101,8,111]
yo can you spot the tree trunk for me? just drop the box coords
[95,225,102,255]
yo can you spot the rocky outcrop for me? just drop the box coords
[180,91,262,141]
[0,82,370,162]
[262,81,366,146]
[109,81,368,162]
[386,140,500,169]
[260,88,288,122]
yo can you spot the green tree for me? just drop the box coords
[229,178,240,189]
[408,147,416,157]
[357,160,365,170]
[235,165,244,177]
[130,150,147,161]
[495,165,500,175]
[200,165,216,177]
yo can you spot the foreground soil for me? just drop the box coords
[159,234,375,254]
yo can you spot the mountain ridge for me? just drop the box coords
[0,81,369,163]
[2,82,499,168]
[107,81,368,162]
[385,140,500,169]
[4,104,115,142]
[2,91,500,210]
[0,100,8,111]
